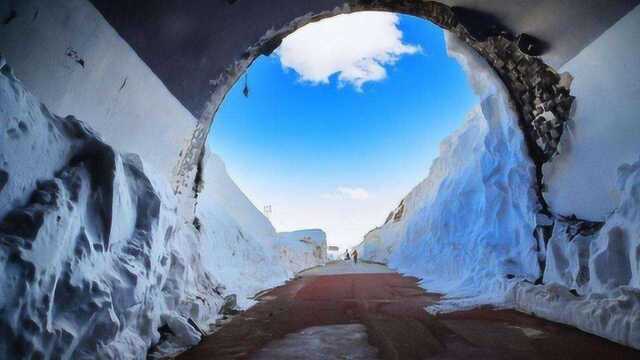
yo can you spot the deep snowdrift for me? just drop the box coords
[0,59,325,359]
[357,31,540,311]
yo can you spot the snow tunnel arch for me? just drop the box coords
[175,1,573,219]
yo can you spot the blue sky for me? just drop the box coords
[208,12,478,249]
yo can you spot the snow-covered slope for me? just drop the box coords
[0,59,325,359]
[357,31,540,310]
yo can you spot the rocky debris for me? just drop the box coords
[465,34,574,162]
[516,33,548,56]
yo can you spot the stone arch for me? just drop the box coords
[174,1,573,219]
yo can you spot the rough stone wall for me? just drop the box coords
[0,0,196,181]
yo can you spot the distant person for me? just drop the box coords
[345,250,350,261]
[352,249,358,264]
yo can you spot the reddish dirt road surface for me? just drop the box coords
[178,262,639,359]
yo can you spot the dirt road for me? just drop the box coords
[178,261,639,359]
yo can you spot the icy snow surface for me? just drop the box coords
[0,60,325,359]
[357,31,540,312]
[512,155,640,348]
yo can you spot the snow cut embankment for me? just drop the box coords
[0,58,326,359]
[357,31,540,311]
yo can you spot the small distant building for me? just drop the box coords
[327,246,340,260]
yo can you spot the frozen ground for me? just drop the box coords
[252,324,379,360]
[2,5,640,357]
[0,58,326,359]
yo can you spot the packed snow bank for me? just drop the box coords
[0,59,326,358]
[511,155,640,349]
[0,61,221,359]
[357,31,540,312]
[541,5,640,221]
[194,150,327,308]
[274,230,327,273]
[357,224,404,264]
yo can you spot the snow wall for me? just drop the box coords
[195,150,327,309]
[0,0,195,180]
[358,31,540,310]
[357,8,640,349]
[0,61,326,359]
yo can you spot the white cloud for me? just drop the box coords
[323,186,371,200]
[277,12,421,90]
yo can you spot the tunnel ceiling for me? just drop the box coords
[89,0,638,118]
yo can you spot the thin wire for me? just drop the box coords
[243,73,250,97]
